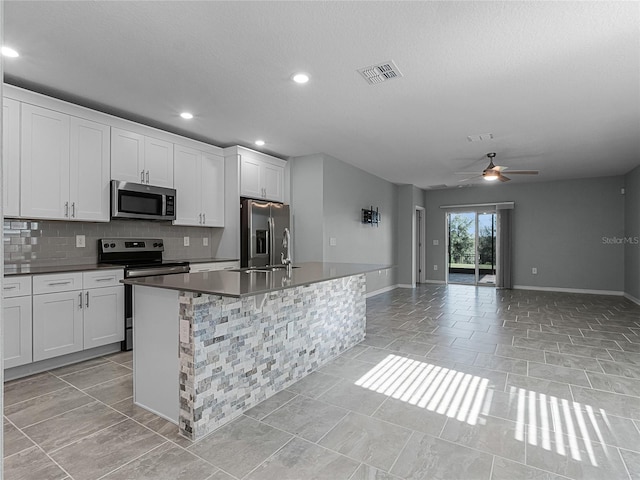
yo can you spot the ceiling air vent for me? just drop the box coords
[358,60,403,85]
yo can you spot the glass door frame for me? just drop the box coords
[445,209,496,286]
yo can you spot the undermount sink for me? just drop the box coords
[231,265,300,273]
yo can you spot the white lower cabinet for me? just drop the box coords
[30,269,124,364]
[83,286,124,349]
[33,290,84,361]
[4,275,33,368]
[4,296,33,368]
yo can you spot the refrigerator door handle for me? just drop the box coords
[267,216,273,265]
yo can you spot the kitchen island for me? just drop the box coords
[123,262,389,441]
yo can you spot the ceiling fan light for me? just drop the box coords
[483,174,499,181]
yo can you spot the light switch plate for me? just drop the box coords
[76,235,85,248]
[184,236,190,247]
[433,239,439,245]
[203,237,208,247]
[330,237,337,246]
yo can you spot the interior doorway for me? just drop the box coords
[446,211,496,285]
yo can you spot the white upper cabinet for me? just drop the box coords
[239,148,285,202]
[20,104,71,220]
[110,128,145,183]
[69,117,111,221]
[3,98,21,217]
[20,104,110,222]
[111,128,174,188]
[145,137,174,188]
[174,144,224,227]
[201,152,225,226]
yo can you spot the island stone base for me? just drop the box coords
[177,274,366,440]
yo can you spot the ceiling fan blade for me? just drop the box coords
[454,172,482,175]
[498,175,511,182]
[458,175,482,182]
[494,165,508,171]
[507,170,539,175]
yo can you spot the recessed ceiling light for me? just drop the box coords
[292,73,310,84]
[2,46,19,58]
[254,140,265,146]
[180,112,193,120]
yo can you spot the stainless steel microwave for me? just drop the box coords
[111,180,176,221]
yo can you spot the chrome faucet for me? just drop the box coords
[281,227,292,275]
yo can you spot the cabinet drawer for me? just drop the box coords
[83,269,124,289]
[190,261,239,273]
[33,272,83,294]
[3,276,32,298]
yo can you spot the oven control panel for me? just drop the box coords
[99,238,164,253]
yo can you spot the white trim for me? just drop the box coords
[513,285,624,296]
[440,201,514,210]
[624,292,640,305]
[366,284,399,298]
[397,284,414,289]
[424,280,446,284]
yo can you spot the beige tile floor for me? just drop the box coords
[4,284,640,479]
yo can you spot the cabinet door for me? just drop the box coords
[262,162,284,202]
[201,152,225,227]
[83,286,124,349]
[33,291,83,361]
[20,104,70,220]
[173,145,201,226]
[240,154,263,199]
[145,136,174,188]
[3,296,33,368]
[111,128,145,184]
[69,117,110,221]
[3,98,21,217]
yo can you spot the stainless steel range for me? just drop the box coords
[98,238,190,350]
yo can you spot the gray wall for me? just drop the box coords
[290,154,324,263]
[290,154,397,294]
[4,219,222,266]
[424,176,625,292]
[625,165,640,301]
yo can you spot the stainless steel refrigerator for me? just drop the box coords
[241,199,290,268]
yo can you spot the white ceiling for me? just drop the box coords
[4,1,640,189]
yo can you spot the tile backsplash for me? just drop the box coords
[3,218,225,266]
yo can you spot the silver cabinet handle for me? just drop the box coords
[199,213,202,224]
[86,291,89,308]
[3,285,17,290]
[79,292,83,309]
[203,212,206,223]
[146,170,150,184]
[48,281,71,286]
[141,170,145,182]
[71,202,76,218]
[94,277,114,282]
[64,201,69,217]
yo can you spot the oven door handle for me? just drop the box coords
[126,266,190,278]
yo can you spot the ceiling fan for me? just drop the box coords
[455,153,539,183]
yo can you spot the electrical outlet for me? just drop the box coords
[203,237,208,247]
[532,267,538,275]
[433,265,438,271]
[184,236,190,247]
[76,235,85,248]
[330,237,337,246]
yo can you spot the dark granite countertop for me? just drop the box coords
[4,263,124,276]
[4,258,240,276]
[122,262,392,298]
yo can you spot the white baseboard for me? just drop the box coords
[624,292,640,305]
[513,285,624,297]
[366,284,399,298]
[424,280,446,285]
[397,284,414,289]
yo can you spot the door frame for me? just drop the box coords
[414,207,426,284]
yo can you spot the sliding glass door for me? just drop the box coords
[447,211,496,285]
